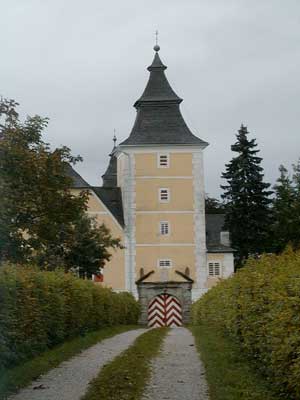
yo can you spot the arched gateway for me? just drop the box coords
[148,293,182,327]
[137,280,192,326]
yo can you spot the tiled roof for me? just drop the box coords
[134,52,182,105]
[102,151,117,187]
[64,165,123,226]
[120,49,208,147]
[206,214,234,253]
[64,163,90,188]
[92,186,124,227]
[206,244,234,253]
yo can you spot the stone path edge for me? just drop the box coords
[8,328,146,400]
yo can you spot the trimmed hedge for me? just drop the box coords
[0,265,140,372]
[192,249,300,400]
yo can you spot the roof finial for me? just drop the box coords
[113,129,117,148]
[153,30,160,52]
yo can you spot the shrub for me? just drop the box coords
[0,265,140,372]
[192,248,300,399]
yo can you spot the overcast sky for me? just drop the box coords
[1,0,300,197]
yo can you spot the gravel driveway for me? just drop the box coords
[142,327,209,400]
[8,328,146,400]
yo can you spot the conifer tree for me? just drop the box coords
[272,165,295,252]
[221,125,272,265]
[289,160,300,250]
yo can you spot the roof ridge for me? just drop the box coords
[64,163,90,188]
[92,186,124,227]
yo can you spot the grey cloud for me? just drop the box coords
[1,0,299,197]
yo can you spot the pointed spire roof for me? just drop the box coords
[102,136,117,187]
[134,51,182,107]
[120,45,208,147]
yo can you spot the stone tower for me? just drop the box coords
[68,45,234,326]
[115,45,208,322]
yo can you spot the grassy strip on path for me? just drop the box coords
[191,325,277,400]
[0,325,139,400]
[81,327,168,400]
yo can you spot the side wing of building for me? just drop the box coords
[67,164,126,291]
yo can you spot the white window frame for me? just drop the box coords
[159,188,170,203]
[208,262,222,277]
[159,221,170,236]
[157,153,170,168]
[158,259,172,269]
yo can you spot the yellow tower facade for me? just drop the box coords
[117,45,210,309]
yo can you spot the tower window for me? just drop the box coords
[160,221,170,235]
[158,259,172,269]
[158,153,169,168]
[208,262,221,277]
[159,188,170,203]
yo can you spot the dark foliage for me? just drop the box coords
[205,196,226,214]
[271,161,300,252]
[0,266,140,372]
[221,125,272,265]
[0,98,121,274]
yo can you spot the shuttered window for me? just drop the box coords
[208,262,221,277]
[160,221,169,235]
[158,259,172,268]
[159,188,170,202]
[158,154,169,168]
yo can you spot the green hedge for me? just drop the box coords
[0,265,140,372]
[192,249,300,399]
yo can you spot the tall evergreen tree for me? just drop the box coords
[272,165,295,252]
[288,159,300,249]
[221,125,273,265]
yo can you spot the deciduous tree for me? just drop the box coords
[0,98,121,275]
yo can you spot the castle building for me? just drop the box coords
[69,45,234,326]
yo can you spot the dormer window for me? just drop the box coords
[158,153,169,168]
